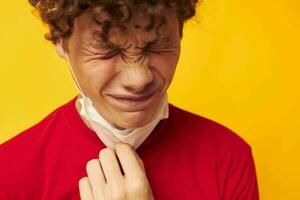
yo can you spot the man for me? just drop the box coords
[0,0,259,199]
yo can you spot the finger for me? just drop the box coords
[79,177,94,200]
[133,150,146,172]
[99,148,124,184]
[86,159,106,197]
[115,143,145,178]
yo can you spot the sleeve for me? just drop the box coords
[217,145,260,200]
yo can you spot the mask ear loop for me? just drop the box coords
[65,53,87,98]
[65,53,95,125]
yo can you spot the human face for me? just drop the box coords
[61,7,181,129]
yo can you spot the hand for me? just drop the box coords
[79,143,154,200]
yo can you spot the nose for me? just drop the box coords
[120,62,154,94]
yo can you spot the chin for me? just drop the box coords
[114,110,154,129]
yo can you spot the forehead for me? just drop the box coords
[72,5,180,48]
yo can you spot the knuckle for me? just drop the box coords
[86,159,99,172]
[79,176,88,184]
[107,181,126,199]
[115,143,131,151]
[78,177,89,188]
[99,148,114,158]
[111,193,125,200]
[128,178,148,193]
[110,188,126,200]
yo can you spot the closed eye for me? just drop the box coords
[85,42,122,60]
[147,48,173,54]
[145,46,176,55]
[98,50,121,60]
[144,40,178,54]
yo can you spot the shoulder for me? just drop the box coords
[0,97,78,199]
[0,97,77,195]
[0,97,76,162]
[168,104,252,158]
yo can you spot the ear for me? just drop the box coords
[55,38,67,60]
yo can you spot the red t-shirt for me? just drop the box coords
[0,97,259,199]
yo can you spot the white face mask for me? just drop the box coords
[65,53,169,149]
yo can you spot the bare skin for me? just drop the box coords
[55,7,181,130]
[79,143,154,200]
[54,6,182,200]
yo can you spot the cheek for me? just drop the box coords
[78,58,117,95]
[149,54,179,85]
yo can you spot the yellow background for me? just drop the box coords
[0,0,299,199]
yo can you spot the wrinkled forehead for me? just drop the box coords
[72,4,179,48]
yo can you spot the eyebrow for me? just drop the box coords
[89,39,120,51]
[88,33,174,52]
